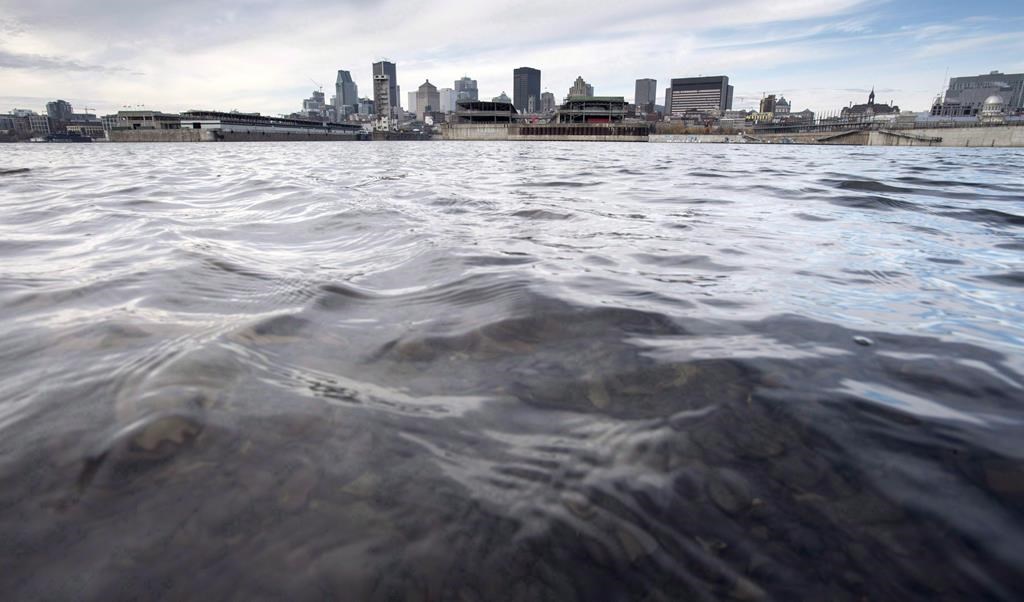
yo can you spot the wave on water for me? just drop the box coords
[0,142,1023,600]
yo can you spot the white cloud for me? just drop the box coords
[0,0,1019,115]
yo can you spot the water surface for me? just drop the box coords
[1,142,1022,600]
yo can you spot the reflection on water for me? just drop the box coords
[1,142,1023,600]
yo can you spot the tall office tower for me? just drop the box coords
[667,76,733,115]
[372,61,399,108]
[416,80,440,120]
[568,76,594,98]
[759,94,777,114]
[408,92,417,115]
[541,91,556,113]
[439,88,456,112]
[513,67,541,114]
[634,78,657,113]
[454,76,479,102]
[335,70,358,117]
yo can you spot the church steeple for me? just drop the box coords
[868,87,875,106]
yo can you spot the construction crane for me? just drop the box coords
[309,78,323,93]
[82,107,96,115]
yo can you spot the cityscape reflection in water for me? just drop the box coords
[0,141,1022,601]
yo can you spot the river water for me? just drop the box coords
[0,141,1022,600]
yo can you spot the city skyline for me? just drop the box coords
[1,0,1022,117]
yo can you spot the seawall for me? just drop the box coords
[109,130,210,142]
[868,126,1024,147]
[650,125,1023,147]
[443,124,513,141]
[108,130,364,143]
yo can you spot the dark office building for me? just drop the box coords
[667,76,733,115]
[634,79,657,113]
[372,61,399,108]
[513,67,541,114]
[46,99,74,122]
[455,76,479,102]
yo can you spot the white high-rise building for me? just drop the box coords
[408,91,417,115]
[439,88,456,113]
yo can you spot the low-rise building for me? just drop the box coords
[790,109,815,124]
[775,96,791,116]
[453,100,518,123]
[841,89,899,119]
[555,97,627,124]
[981,95,1007,124]
[178,110,362,136]
[101,114,119,132]
[933,70,1024,117]
[65,114,105,138]
[114,110,181,130]
[10,110,51,136]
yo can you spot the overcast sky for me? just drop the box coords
[1,0,1022,117]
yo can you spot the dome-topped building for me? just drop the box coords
[982,95,1006,113]
[981,94,1007,123]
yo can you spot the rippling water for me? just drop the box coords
[1,141,1023,600]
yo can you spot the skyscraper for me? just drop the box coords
[335,70,358,117]
[408,92,417,115]
[372,60,398,109]
[416,80,440,120]
[439,88,456,113]
[454,76,478,102]
[634,78,657,113]
[568,76,594,98]
[541,91,556,113]
[513,67,541,114]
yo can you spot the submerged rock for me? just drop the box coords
[707,469,753,515]
[77,411,205,493]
